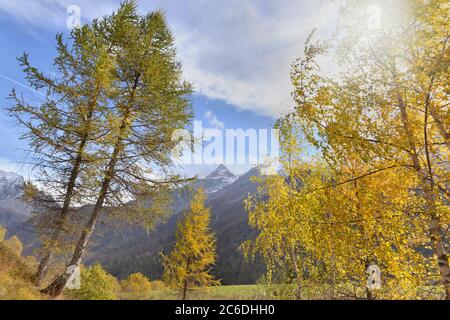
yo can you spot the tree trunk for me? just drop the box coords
[42,117,126,297]
[41,76,139,297]
[34,91,98,286]
[366,287,374,300]
[33,139,86,286]
[182,258,191,301]
[394,80,450,300]
[41,157,117,296]
[41,179,109,296]
[429,106,450,150]
[182,280,188,301]
[290,247,302,300]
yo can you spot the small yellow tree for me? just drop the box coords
[121,272,152,300]
[163,188,219,300]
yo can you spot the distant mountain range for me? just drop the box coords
[0,170,24,201]
[0,165,264,284]
[0,171,33,241]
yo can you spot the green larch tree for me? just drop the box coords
[7,11,116,285]
[43,1,193,297]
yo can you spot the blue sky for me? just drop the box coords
[0,0,339,178]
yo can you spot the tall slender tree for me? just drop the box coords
[43,2,193,296]
[8,12,117,285]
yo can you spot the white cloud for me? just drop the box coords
[0,0,117,30]
[165,0,341,117]
[0,0,341,117]
[204,110,225,130]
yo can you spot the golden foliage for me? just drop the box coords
[120,272,152,300]
[4,236,23,257]
[67,264,119,300]
[163,188,220,299]
[246,0,449,299]
[0,226,45,300]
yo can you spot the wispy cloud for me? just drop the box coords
[0,0,341,117]
[204,110,225,130]
[0,0,117,29]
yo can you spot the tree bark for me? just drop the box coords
[182,258,191,301]
[289,246,302,300]
[429,106,450,150]
[33,138,86,286]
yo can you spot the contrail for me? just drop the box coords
[0,73,45,97]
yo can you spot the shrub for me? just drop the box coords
[67,263,119,300]
[0,231,43,300]
[23,255,38,268]
[0,273,43,300]
[150,280,166,291]
[121,272,152,300]
[4,236,23,256]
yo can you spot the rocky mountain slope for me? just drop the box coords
[0,166,264,284]
[0,170,32,234]
[86,165,264,284]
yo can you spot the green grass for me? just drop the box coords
[144,283,446,300]
[148,285,263,300]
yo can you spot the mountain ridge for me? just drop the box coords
[0,165,264,284]
[85,164,264,284]
[0,170,24,201]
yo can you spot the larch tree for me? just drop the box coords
[8,11,116,285]
[43,1,193,297]
[163,188,219,300]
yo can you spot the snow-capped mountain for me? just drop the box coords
[0,170,32,236]
[199,164,239,193]
[0,170,24,201]
[86,164,264,284]
[0,165,264,284]
[206,164,236,180]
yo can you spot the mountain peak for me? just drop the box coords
[206,164,235,179]
[0,170,24,201]
[0,170,24,185]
